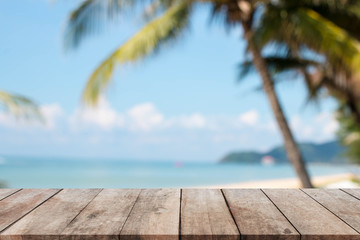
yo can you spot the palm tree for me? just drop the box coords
[246,0,360,132]
[64,0,314,187]
[241,0,360,166]
[237,1,314,187]
[0,90,42,120]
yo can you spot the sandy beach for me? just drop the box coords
[198,173,359,188]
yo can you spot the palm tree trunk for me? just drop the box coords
[246,33,313,188]
[237,1,313,187]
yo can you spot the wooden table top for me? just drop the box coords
[0,188,360,240]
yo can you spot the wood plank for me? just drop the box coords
[181,189,239,240]
[223,189,299,240]
[60,189,141,240]
[263,189,359,240]
[303,189,360,233]
[0,189,20,201]
[342,189,360,200]
[0,189,101,240]
[120,189,180,240]
[0,189,59,233]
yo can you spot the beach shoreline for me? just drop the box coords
[195,173,359,188]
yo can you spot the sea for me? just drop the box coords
[0,156,358,188]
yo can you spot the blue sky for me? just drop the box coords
[0,0,339,161]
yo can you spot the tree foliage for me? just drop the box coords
[81,2,191,105]
[0,90,42,121]
[239,0,360,162]
[337,102,360,163]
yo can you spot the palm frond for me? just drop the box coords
[254,5,360,76]
[296,8,360,72]
[238,56,319,79]
[238,56,326,105]
[142,0,179,20]
[82,1,192,105]
[64,0,139,49]
[0,90,43,121]
[311,2,360,41]
[209,0,242,30]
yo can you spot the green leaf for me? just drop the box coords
[255,4,360,75]
[0,90,43,121]
[82,1,191,105]
[64,0,139,49]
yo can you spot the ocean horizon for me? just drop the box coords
[0,156,358,188]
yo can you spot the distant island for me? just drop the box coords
[219,141,349,164]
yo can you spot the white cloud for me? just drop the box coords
[290,115,301,129]
[315,112,330,123]
[177,114,207,129]
[314,112,339,136]
[303,126,314,137]
[264,120,277,132]
[0,103,64,130]
[0,112,15,128]
[323,119,339,135]
[1,99,340,145]
[40,103,64,129]
[69,97,124,130]
[238,110,259,126]
[127,102,164,131]
[287,112,339,142]
[69,101,209,132]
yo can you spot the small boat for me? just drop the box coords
[174,161,183,168]
[261,156,275,165]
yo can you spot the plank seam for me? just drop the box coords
[0,189,22,202]
[61,188,104,235]
[260,189,302,239]
[220,189,242,238]
[0,188,63,235]
[340,189,360,201]
[300,189,360,235]
[118,188,142,238]
[179,189,182,240]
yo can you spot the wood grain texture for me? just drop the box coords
[303,189,360,233]
[223,189,299,240]
[0,189,59,233]
[0,189,101,240]
[120,189,180,240]
[263,189,360,240]
[342,189,360,200]
[181,189,239,240]
[0,189,20,201]
[1,188,360,240]
[60,189,141,240]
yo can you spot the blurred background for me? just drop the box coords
[1,0,360,188]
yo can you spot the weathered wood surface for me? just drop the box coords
[263,189,359,240]
[1,189,101,240]
[223,189,299,240]
[0,189,20,201]
[0,189,59,233]
[342,188,360,200]
[181,189,239,240]
[61,189,140,240]
[0,189,360,240]
[303,189,360,233]
[120,189,180,240]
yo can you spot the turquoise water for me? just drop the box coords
[0,156,358,188]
